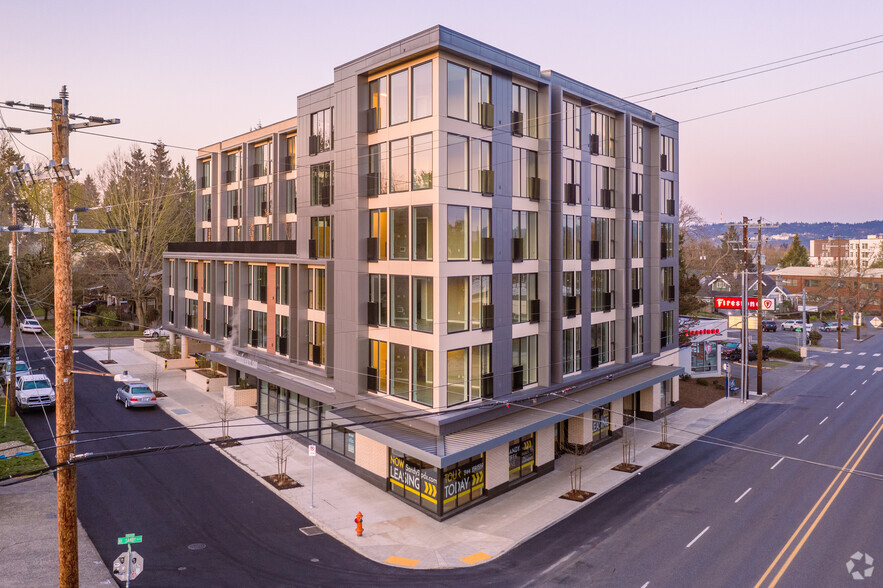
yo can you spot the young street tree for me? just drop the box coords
[92,144,195,328]
[780,233,810,268]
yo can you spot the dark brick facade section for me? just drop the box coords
[168,240,297,255]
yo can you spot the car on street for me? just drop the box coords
[142,327,171,338]
[723,344,770,362]
[761,320,777,332]
[0,359,31,385]
[15,373,55,412]
[781,319,812,332]
[115,380,158,408]
[20,318,43,334]
[820,321,846,331]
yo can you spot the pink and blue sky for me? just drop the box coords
[2,0,882,223]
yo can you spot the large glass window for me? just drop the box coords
[563,327,581,375]
[447,134,469,191]
[512,84,538,138]
[563,215,582,260]
[389,69,409,126]
[632,124,643,164]
[632,316,644,356]
[254,185,268,216]
[391,275,409,329]
[470,138,492,194]
[391,343,409,399]
[391,207,409,260]
[286,135,296,171]
[447,205,468,261]
[307,320,325,365]
[223,263,233,297]
[200,159,211,188]
[412,61,433,120]
[662,180,675,216]
[512,336,538,388]
[370,208,388,261]
[368,77,388,131]
[225,151,239,183]
[276,265,289,305]
[564,101,581,148]
[368,143,388,196]
[412,205,433,261]
[661,135,675,171]
[447,276,469,334]
[307,267,325,311]
[226,190,240,219]
[512,273,538,324]
[412,348,433,406]
[368,339,388,392]
[471,207,492,262]
[632,268,644,307]
[591,321,614,366]
[563,271,582,315]
[632,220,644,258]
[253,143,267,177]
[390,138,409,193]
[470,70,491,125]
[591,217,615,260]
[310,163,332,206]
[286,179,297,213]
[591,164,615,207]
[662,310,674,347]
[512,147,538,199]
[564,158,581,204]
[248,265,267,303]
[412,276,433,333]
[691,342,718,373]
[412,133,433,190]
[591,111,614,157]
[276,315,289,356]
[661,222,675,258]
[447,62,468,120]
[512,210,538,260]
[249,310,267,348]
[591,270,613,312]
[201,262,211,294]
[471,344,492,399]
[368,274,387,327]
[447,348,468,407]
[310,107,333,153]
[471,276,492,330]
[310,216,333,258]
[661,267,675,302]
[632,172,643,212]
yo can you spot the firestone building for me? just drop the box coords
[163,26,682,518]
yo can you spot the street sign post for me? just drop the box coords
[115,534,144,587]
[309,444,316,508]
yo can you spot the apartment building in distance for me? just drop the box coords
[809,235,883,269]
[163,26,681,518]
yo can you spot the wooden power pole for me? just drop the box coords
[5,206,17,419]
[756,222,763,395]
[52,90,77,588]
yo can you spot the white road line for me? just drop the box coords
[825,362,834,368]
[862,380,868,385]
[874,353,881,357]
[798,435,809,445]
[858,352,866,356]
[840,364,850,369]
[836,402,844,409]
[686,526,710,548]
[851,390,857,396]
[845,351,853,355]
[641,582,650,588]
[819,417,828,425]
[735,488,752,503]
[771,457,785,469]
[875,367,883,373]
[857,365,865,370]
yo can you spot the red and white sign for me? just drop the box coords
[713,297,776,311]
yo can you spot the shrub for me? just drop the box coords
[808,330,822,346]
[99,310,118,328]
[770,347,802,362]
[696,378,709,386]
[714,383,725,390]
[680,373,692,381]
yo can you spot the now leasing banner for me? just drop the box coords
[714,297,776,311]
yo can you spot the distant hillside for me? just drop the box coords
[701,221,883,246]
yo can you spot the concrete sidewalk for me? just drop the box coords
[72,345,791,570]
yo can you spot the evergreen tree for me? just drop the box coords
[780,234,809,267]
[172,157,196,243]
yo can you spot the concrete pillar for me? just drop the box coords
[568,412,592,446]
[610,397,624,431]
[536,425,555,466]
[181,336,190,359]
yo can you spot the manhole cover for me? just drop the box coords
[187,543,206,551]
[299,526,324,537]
[172,408,191,415]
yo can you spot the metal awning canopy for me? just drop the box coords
[206,351,338,405]
[330,364,682,468]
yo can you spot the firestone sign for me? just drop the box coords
[714,297,775,311]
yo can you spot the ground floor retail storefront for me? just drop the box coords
[244,359,681,519]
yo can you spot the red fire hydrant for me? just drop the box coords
[354,512,364,537]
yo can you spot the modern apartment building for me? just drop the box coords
[809,235,883,269]
[163,26,682,518]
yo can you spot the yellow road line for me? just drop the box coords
[385,555,419,567]
[460,552,491,565]
[755,412,883,587]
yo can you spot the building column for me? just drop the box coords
[610,397,624,432]
[536,425,555,467]
[485,443,509,492]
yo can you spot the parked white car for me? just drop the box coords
[781,320,813,332]
[142,327,171,338]
[20,318,43,334]
[15,373,55,412]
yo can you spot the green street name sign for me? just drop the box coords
[117,534,143,545]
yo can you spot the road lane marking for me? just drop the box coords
[851,390,856,396]
[875,367,883,373]
[856,365,865,370]
[819,417,828,425]
[844,351,853,355]
[771,457,785,469]
[763,413,883,587]
[874,353,881,357]
[858,352,866,356]
[825,363,834,368]
[862,380,867,385]
[840,364,849,368]
[798,435,809,445]
[735,488,752,503]
[641,582,650,588]
[756,412,883,588]
[686,526,710,548]
[836,402,844,409]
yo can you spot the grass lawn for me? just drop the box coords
[90,331,140,338]
[0,411,45,478]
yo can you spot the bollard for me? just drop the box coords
[164,360,168,371]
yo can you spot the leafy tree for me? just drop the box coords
[780,234,809,267]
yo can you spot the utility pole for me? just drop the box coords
[5,206,18,419]
[756,221,763,395]
[3,87,119,588]
[837,236,843,350]
[856,273,862,341]
[742,217,749,401]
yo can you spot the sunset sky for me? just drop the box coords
[3,0,882,224]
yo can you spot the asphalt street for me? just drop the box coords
[17,331,883,587]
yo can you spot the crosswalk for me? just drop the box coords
[822,362,879,371]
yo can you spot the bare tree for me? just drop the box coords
[216,399,234,440]
[267,436,293,480]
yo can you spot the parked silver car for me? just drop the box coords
[115,380,157,409]
[142,327,171,338]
